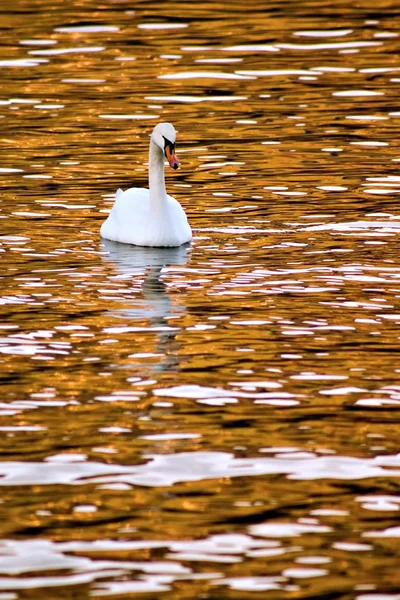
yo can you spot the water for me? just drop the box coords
[1,0,400,597]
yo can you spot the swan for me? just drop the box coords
[100,122,192,247]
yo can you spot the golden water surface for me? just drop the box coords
[1,0,400,597]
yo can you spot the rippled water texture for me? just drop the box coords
[1,0,400,597]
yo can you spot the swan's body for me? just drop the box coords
[100,122,192,247]
[101,187,191,247]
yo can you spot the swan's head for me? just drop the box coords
[151,122,179,170]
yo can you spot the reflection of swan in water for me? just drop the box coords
[101,239,191,321]
[101,240,191,372]
[102,238,191,273]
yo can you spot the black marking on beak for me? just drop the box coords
[163,136,175,157]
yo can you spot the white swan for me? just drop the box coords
[100,122,192,247]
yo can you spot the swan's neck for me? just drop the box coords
[149,138,167,210]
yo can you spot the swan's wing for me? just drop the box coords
[101,187,151,243]
[112,188,149,214]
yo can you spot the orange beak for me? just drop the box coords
[165,144,180,170]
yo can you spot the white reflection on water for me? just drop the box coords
[19,39,57,45]
[0,532,378,593]
[1,451,400,487]
[0,536,289,593]
[213,576,285,592]
[277,41,382,50]
[294,29,353,37]
[145,95,247,102]
[28,46,105,55]
[159,71,255,80]
[303,220,400,232]
[0,59,46,67]
[223,44,279,52]
[138,23,188,30]
[333,90,384,96]
[236,69,316,76]
[54,25,119,33]
[0,539,190,592]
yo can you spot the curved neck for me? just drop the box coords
[149,138,166,209]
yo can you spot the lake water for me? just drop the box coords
[1,0,400,597]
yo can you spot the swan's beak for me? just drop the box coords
[165,144,180,170]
